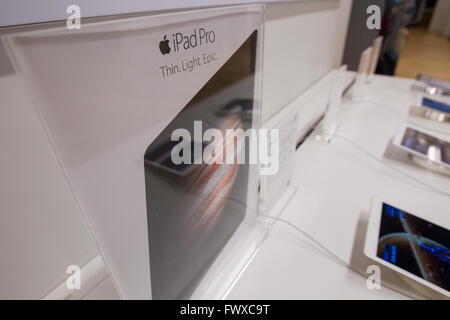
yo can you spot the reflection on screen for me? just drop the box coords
[401,127,450,165]
[377,203,450,291]
[144,31,258,299]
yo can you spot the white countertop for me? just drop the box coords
[227,74,450,299]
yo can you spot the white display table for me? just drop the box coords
[227,74,450,299]
[3,70,449,299]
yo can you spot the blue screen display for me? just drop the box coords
[422,97,450,114]
[377,203,450,292]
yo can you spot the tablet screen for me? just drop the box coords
[401,127,450,165]
[377,203,450,292]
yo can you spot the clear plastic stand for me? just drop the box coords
[316,65,351,143]
[366,36,383,85]
[415,74,450,96]
[259,109,299,217]
[347,47,373,103]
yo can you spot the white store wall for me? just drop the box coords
[263,0,352,122]
[0,0,352,299]
[0,74,99,299]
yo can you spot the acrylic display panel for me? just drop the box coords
[4,5,264,299]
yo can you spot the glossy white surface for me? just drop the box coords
[0,74,98,300]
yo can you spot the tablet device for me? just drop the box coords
[409,104,450,123]
[422,97,450,115]
[364,199,450,297]
[393,124,450,169]
[417,74,450,95]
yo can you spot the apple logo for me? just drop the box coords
[159,35,171,55]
